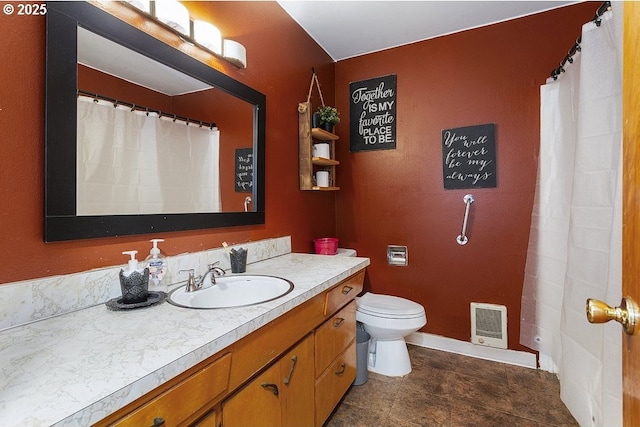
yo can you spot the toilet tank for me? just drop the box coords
[336,248,357,257]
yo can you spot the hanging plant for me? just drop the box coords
[317,105,340,126]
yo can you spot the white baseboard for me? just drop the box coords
[538,352,559,373]
[406,331,537,369]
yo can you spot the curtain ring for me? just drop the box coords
[131,104,136,112]
[145,107,149,116]
[173,114,177,122]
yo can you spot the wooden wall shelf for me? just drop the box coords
[299,102,340,191]
[312,157,339,166]
[312,186,340,191]
[311,128,339,141]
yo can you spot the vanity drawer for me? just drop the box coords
[315,301,356,376]
[323,270,364,316]
[314,341,356,427]
[111,353,232,427]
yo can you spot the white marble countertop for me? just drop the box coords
[0,253,369,427]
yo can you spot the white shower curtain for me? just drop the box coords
[77,96,221,215]
[520,6,622,427]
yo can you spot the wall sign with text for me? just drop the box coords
[349,74,397,152]
[442,123,496,189]
[235,148,253,192]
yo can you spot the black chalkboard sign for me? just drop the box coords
[235,148,253,192]
[442,123,496,189]
[349,74,397,152]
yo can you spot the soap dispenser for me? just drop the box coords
[119,250,149,304]
[145,239,168,293]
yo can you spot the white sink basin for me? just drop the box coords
[167,275,294,309]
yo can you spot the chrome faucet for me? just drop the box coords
[179,263,226,293]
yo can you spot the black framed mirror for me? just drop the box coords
[45,1,266,241]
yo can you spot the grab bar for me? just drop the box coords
[456,194,475,245]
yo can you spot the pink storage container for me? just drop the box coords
[313,237,339,255]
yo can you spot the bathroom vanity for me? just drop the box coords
[98,269,364,427]
[0,251,368,426]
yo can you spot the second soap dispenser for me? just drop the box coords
[145,239,168,293]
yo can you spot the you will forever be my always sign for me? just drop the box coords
[442,123,496,189]
[349,74,397,152]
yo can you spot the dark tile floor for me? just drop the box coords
[325,344,578,427]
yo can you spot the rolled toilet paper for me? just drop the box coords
[313,143,330,159]
[316,171,329,187]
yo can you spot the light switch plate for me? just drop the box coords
[387,245,408,266]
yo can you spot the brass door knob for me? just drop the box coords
[586,296,640,335]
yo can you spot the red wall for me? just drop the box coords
[0,2,335,284]
[334,3,598,351]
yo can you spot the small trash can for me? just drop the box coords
[354,322,370,386]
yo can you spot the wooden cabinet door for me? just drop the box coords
[222,364,281,427]
[315,301,356,377]
[222,335,314,427]
[281,334,314,427]
[315,342,357,427]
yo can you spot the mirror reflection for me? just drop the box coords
[44,2,266,241]
[77,27,255,215]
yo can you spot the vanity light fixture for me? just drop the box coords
[154,0,190,36]
[193,20,222,55]
[116,0,248,69]
[223,39,247,69]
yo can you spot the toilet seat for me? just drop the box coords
[356,292,425,319]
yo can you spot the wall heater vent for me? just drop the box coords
[471,303,507,349]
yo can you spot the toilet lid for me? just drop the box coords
[357,292,425,318]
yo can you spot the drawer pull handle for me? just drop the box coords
[151,418,165,427]
[261,382,279,396]
[283,355,298,385]
[333,318,345,328]
[335,362,346,376]
[342,286,354,295]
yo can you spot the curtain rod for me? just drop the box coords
[77,90,217,129]
[549,1,611,80]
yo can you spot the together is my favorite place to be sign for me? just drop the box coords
[349,74,397,152]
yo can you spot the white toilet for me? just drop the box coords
[356,292,427,377]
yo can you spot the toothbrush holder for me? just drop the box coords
[230,248,248,273]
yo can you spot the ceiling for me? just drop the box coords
[277,1,579,61]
